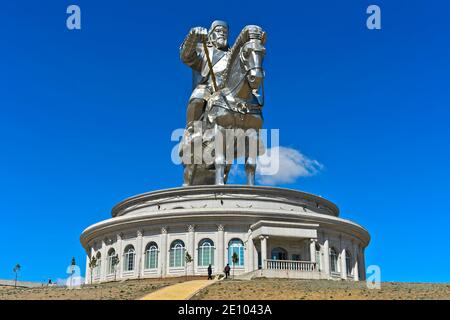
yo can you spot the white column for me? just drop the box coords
[100,238,107,282]
[341,248,348,280]
[89,244,97,283]
[217,224,224,274]
[85,252,91,285]
[309,239,316,263]
[260,236,268,269]
[246,230,254,272]
[360,247,366,280]
[353,244,359,281]
[135,230,143,278]
[323,238,330,277]
[117,233,123,279]
[160,227,168,276]
[187,224,195,275]
[253,243,258,270]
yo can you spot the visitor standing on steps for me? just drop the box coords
[207,264,213,280]
[224,264,231,278]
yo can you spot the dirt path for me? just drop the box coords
[140,279,217,300]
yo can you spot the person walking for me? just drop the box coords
[207,264,213,280]
[224,264,231,279]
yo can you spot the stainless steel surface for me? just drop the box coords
[180,23,267,186]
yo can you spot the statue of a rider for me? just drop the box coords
[180,20,230,135]
[179,21,266,186]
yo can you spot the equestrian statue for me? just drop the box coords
[179,21,267,186]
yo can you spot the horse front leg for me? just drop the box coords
[183,164,195,186]
[245,129,258,186]
[245,158,256,186]
[214,124,225,185]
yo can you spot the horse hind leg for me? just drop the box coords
[223,164,232,184]
[183,165,191,186]
[215,154,225,185]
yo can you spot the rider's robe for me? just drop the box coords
[180,29,230,104]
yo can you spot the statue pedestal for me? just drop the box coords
[81,185,369,283]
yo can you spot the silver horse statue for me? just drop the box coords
[180,25,267,186]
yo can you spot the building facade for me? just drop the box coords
[80,185,370,283]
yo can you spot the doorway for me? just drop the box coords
[271,247,288,260]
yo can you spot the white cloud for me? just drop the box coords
[256,146,323,185]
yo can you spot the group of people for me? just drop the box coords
[207,263,232,280]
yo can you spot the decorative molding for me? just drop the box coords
[110,185,340,218]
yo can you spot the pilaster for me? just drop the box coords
[135,229,143,278]
[323,238,330,277]
[100,238,107,282]
[187,224,195,275]
[217,224,225,274]
[353,243,359,281]
[160,227,168,276]
[117,233,123,279]
[341,248,348,280]
[246,229,254,272]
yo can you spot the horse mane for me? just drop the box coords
[222,25,266,88]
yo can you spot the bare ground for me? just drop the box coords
[2,277,448,300]
[191,278,450,300]
[0,276,204,300]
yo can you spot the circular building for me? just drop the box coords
[80,185,370,283]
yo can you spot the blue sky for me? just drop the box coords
[1,1,449,283]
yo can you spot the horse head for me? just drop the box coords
[240,34,266,91]
[223,25,266,101]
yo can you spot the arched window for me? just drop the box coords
[95,252,102,278]
[330,247,338,273]
[144,242,158,269]
[170,240,185,268]
[198,239,215,267]
[107,249,116,275]
[228,238,244,267]
[124,245,135,272]
[271,247,287,260]
[345,251,352,275]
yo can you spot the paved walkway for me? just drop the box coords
[140,279,217,300]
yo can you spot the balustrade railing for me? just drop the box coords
[266,259,317,271]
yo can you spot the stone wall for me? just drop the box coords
[0,279,45,288]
